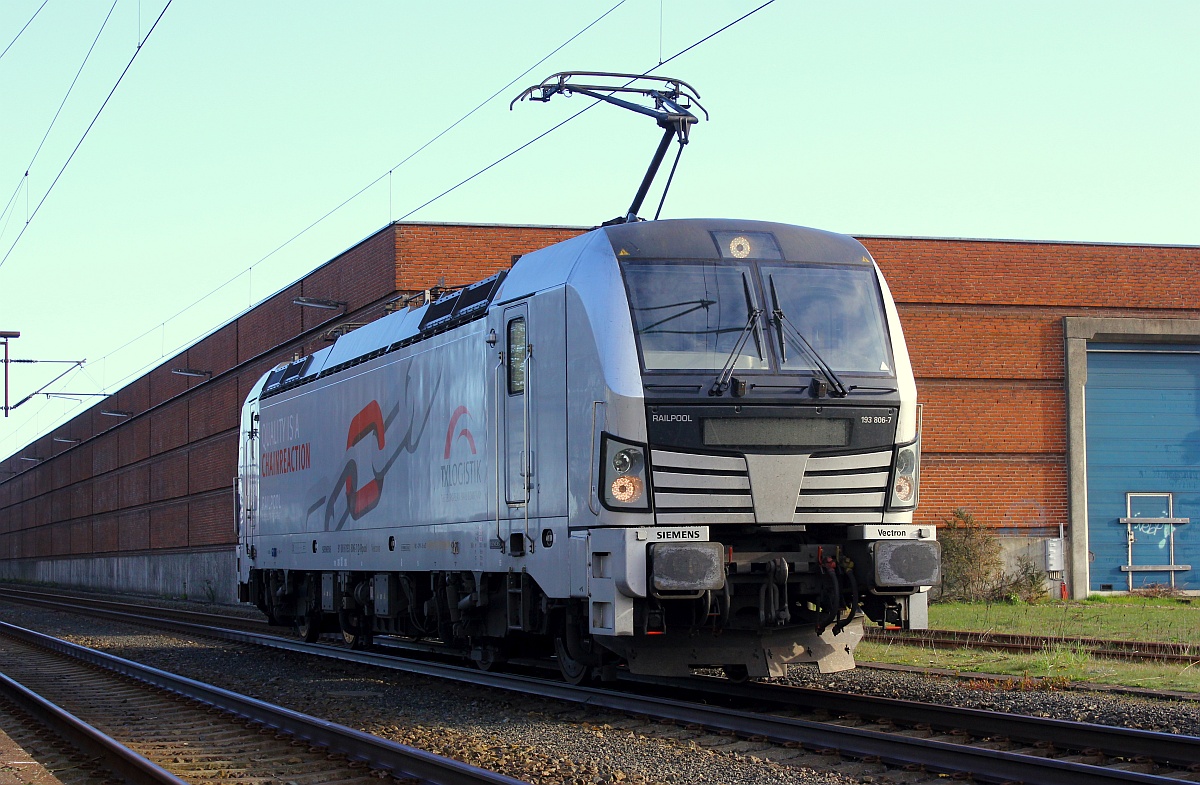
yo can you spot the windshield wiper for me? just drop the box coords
[769,276,848,398]
[634,298,717,333]
[710,307,762,397]
[709,273,764,397]
[742,272,766,361]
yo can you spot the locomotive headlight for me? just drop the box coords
[888,441,920,510]
[612,448,643,475]
[611,474,644,503]
[601,434,650,510]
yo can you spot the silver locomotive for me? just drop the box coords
[236,217,940,680]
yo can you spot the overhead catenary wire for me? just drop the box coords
[0,0,173,272]
[0,2,630,456]
[400,0,777,220]
[114,0,633,348]
[0,1,776,457]
[0,365,86,449]
[0,0,121,235]
[0,0,51,63]
[5,1,634,406]
[241,0,630,282]
[6,361,84,412]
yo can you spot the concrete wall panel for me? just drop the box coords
[189,379,238,441]
[70,483,92,519]
[189,435,236,495]
[70,519,91,555]
[93,474,118,514]
[150,399,189,455]
[118,465,150,508]
[189,493,232,547]
[0,550,237,603]
[92,514,118,553]
[239,284,303,363]
[150,451,188,501]
[151,502,189,549]
[118,510,150,551]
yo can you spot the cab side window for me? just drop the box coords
[507,317,526,395]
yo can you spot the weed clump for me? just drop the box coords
[936,508,1002,602]
[935,508,1047,604]
[1129,584,1186,600]
[964,674,1072,692]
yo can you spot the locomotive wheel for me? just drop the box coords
[472,644,502,672]
[339,614,373,650]
[722,664,750,683]
[297,611,322,643]
[553,636,591,685]
[342,627,373,650]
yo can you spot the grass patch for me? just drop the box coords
[855,639,1200,693]
[858,596,1200,692]
[928,598,1200,643]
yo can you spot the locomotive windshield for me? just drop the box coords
[622,260,893,375]
[623,262,769,371]
[764,265,893,374]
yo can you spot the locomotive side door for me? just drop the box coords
[237,397,260,579]
[501,303,536,548]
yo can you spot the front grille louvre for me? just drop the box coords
[796,449,890,523]
[649,447,893,525]
[651,449,753,525]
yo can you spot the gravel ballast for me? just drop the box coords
[777,665,1200,737]
[0,602,855,785]
[2,598,1198,784]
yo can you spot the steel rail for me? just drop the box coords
[174,631,1200,785]
[3,595,1191,785]
[621,672,1200,768]
[0,671,190,785]
[0,586,268,630]
[0,621,528,785]
[867,627,1200,664]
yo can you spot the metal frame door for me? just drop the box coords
[500,303,534,552]
[1118,492,1191,590]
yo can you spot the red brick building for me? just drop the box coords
[1,222,1197,600]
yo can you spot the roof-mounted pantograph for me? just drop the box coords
[512,72,707,224]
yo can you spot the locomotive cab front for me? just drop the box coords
[580,220,939,677]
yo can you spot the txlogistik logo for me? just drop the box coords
[440,405,483,491]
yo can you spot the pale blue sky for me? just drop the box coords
[1,1,1197,458]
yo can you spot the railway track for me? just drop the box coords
[0,618,527,785]
[13,586,1196,665]
[1,587,1197,784]
[865,627,1200,664]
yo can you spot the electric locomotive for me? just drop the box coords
[236,217,938,679]
[235,74,939,680]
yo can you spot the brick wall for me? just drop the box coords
[0,223,411,559]
[863,237,1200,533]
[395,223,582,290]
[1,224,1197,565]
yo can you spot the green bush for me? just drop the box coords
[1002,554,1048,604]
[935,508,1047,603]
[936,508,1002,602]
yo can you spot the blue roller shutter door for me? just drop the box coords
[1084,346,1199,592]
